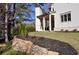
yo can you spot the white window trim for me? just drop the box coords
[60,11,71,22]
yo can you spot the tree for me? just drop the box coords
[0,3,32,43]
[35,3,52,14]
[5,3,8,43]
[14,4,31,21]
[35,3,45,14]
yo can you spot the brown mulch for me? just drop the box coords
[16,36,78,55]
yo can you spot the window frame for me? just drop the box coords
[61,15,64,22]
[60,11,71,22]
[67,13,71,21]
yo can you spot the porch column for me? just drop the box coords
[49,14,51,31]
[43,17,45,31]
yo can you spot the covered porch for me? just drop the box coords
[37,13,54,31]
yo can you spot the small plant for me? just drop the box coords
[2,48,29,55]
[65,30,69,32]
[73,29,77,32]
[26,25,35,32]
[0,40,30,55]
[0,41,12,54]
[12,22,28,37]
[61,29,63,31]
[19,23,28,37]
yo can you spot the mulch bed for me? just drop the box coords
[16,36,78,55]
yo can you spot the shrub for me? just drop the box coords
[2,48,29,55]
[19,23,28,37]
[0,40,30,55]
[26,25,35,32]
[12,26,19,36]
[13,23,28,37]
[73,29,77,32]
[0,41,12,54]
[65,30,69,32]
[61,29,63,31]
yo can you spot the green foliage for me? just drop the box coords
[26,25,35,32]
[19,23,28,37]
[0,41,12,54]
[0,47,29,55]
[13,22,28,37]
[12,26,19,36]
[0,41,30,55]
[0,47,6,54]
[14,4,31,21]
[2,48,29,55]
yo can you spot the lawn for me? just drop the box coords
[29,32,79,54]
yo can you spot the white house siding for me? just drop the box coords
[54,3,79,31]
[35,7,43,31]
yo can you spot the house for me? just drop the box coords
[35,3,79,31]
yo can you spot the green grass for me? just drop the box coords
[29,32,79,54]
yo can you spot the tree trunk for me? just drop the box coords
[5,3,8,43]
[13,3,16,27]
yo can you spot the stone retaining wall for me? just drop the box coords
[12,36,59,55]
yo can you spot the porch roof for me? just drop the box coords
[37,12,54,20]
[37,13,49,19]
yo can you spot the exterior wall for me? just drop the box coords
[35,7,43,31]
[54,3,79,31]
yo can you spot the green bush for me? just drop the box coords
[0,40,30,55]
[21,23,28,37]
[13,23,28,37]
[0,41,12,54]
[0,46,30,55]
[0,47,6,54]
[2,48,29,55]
[12,27,19,36]
[26,25,35,32]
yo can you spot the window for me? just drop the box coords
[64,14,67,22]
[61,12,71,22]
[61,15,63,22]
[68,13,71,21]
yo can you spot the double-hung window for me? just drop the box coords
[68,13,71,21]
[61,11,71,22]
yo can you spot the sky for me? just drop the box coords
[25,3,51,22]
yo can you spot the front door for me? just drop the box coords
[51,15,54,30]
[45,20,49,30]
